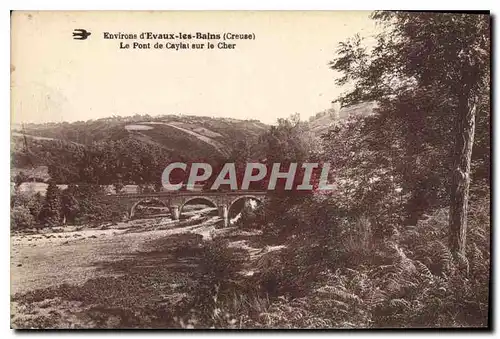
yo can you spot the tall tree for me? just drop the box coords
[39,180,61,226]
[329,12,490,256]
[61,184,80,224]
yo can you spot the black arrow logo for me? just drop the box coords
[73,29,91,40]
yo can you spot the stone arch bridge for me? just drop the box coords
[100,191,268,227]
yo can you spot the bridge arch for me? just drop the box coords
[179,196,218,218]
[130,198,169,219]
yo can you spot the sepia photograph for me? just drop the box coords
[9,10,491,329]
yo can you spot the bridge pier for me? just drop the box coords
[218,204,229,227]
[170,205,180,220]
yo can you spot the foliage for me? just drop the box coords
[183,237,251,326]
[10,12,490,329]
[247,206,489,328]
[11,206,35,229]
[70,185,123,225]
[329,12,490,226]
[11,190,44,223]
[322,115,404,235]
[61,185,80,224]
[14,171,29,187]
[234,202,263,230]
[11,114,267,186]
[38,181,61,226]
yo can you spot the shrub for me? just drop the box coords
[178,237,252,327]
[250,203,490,328]
[11,191,44,223]
[11,206,35,229]
[235,203,264,230]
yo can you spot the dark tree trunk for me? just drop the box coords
[449,94,477,257]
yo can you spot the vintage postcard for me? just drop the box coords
[10,11,491,329]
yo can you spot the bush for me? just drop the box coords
[11,191,44,223]
[250,203,490,328]
[235,203,264,230]
[11,206,35,229]
[178,237,253,327]
[195,237,248,292]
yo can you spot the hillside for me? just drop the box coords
[13,114,267,154]
[11,103,377,184]
[11,114,268,184]
[308,101,378,134]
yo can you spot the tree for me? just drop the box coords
[39,180,61,226]
[61,185,80,224]
[252,115,321,240]
[28,192,44,221]
[322,115,404,238]
[329,12,490,257]
[442,16,490,256]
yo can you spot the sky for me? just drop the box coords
[11,11,379,125]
